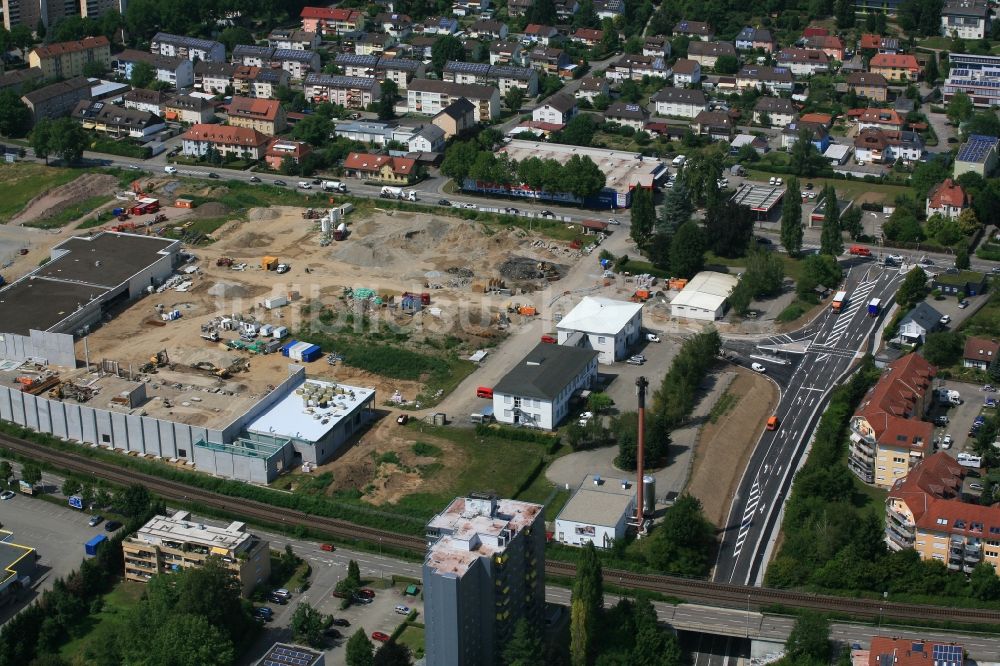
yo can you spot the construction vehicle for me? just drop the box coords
[216,257,234,267]
[150,350,169,367]
[201,330,220,342]
[302,208,322,219]
[323,181,348,192]
[380,186,418,201]
[152,213,167,224]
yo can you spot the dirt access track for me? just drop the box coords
[9,173,119,226]
[77,205,579,400]
[686,369,779,528]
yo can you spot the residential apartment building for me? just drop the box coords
[151,33,225,63]
[686,41,736,70]
[944,65,1000,107]
[925,178,970,218]
[233,45,275,68]
[21,76,92,124]
[376,58,426,90]
[525,46,571,75]
[870,53,921,81]
[272,49,321,80]
[114,50,194,89]
[334,54,378,78]
[123,88,169,115]
[195,61,237,94]
[226,96,286,135]
[575,76,609,103]
[267,28,320,51]
[72,99,165,138]
[941,0,991,39]
[303,74,381,109]
[886,452,1000,573]
[342,152,417,184]
[443,60,491,85]
[300,6,365,35]
[489,66,538,95]
[776,48,831,76]
[406,79,500,122]
[736,66,795,93]
[470,18,508,40]
[604,101,649,130]
[0,68,43,93]
[181,124,271,160]
[2,0,78,30]
[753,97,797,127]
[492,343,598,430]
[651,87,708,118]
[532,93,577,125]
[964,336,999,370]
[854,128,924,164]
[123,511,270,597]
[868,637,965,666]
[423,495,545,666]
[29,36,110,79]
[846,71,889,101]
[673,19,714,41]
[605,53,670,83]
[164,94,215,124]
[355,33,396,56]
[848,353,936,487]
[233,66,289,99]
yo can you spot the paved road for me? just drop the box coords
[714,259,905,587]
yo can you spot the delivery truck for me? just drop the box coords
[867,298,881,316]
[832,290,847,312]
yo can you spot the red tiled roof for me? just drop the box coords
[181,124,270,146]
[300,6,361,21]
[871,53,920,70]
[859,34,882,50]
[926,178,969,210]
[799,112,832,126]
[342,152,416,175]
[803,26,828,37]
[856,107,905,127]
[964,336,999,364]
[867,637,964,666]
[854,353,936,450]
[525,24,555,35]
[227,96,281,122]
[32,36,108,59]
[571,28,604,42]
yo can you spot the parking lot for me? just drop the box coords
[0,494,113,622]
[928,379,996,459]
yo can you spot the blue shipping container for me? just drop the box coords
[85,534,107,556]
[300,344,322,363]
[280,340,298,357]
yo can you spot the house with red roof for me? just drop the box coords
[887,451,1000,573]
[181,124,271,160]
[569,28,604,47]
[854,107,906,132]
[925,179,970,219]
[342,152,418,184]
[849,353,936,487]
[264,139,312,171]
[803,34,845,60]
[300,7,365,35]
[963,336,999,370]
[865,637,964,666]
[870,53,921,81]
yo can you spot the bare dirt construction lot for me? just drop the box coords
[9,173,119,226]
[685,369,778,528]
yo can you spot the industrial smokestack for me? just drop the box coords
[635,376,648,529]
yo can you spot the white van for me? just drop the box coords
[672,155,686,167]
[164,165,178,174]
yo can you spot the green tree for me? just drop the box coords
[785,612,830,664]
[377,79,398,120]
[600,18,621,56]
[529,0,557,23]
[130,60,156,89]
[659,176,692,238]
[632,598,683,666]
[570,542,603,666]
[947,91,974,126]
[790,127,826,176]
[970,562,1000,600]
[556,113,596,147]
[21,464,41,487]
[10,24,33,58]
[956,245,971,270]
[374,642,413,666]
[835,0,856,28]
[742,247,785,298]
[897,267,929,309]
[30,118,54,164]
[963,110,1000,138]
[924,53,940,83]
[280,155,300,176]
[704,200,753,258]
[0,461,12,488]
[564,155,606,199]
[714,54,739,74]
[797,254,842,297]
[573,0,599,28]
[174,557,252,645]
[82,59,108,77]
[346,629,375,666]
[440,140,479,185]
[587,392,613,414]
[431,35,465,76]
[290,113,333,146]
[291,602,327,648]
[61,478,81,497]
[819,185,843,256]
[921,331,964,366]
[114,484,151,518]
[643,495,716,576]
[218,26,254,52]
[0,90,31,138]
[840,205,864,240]
[504,86,525,113]
[143,614,235,666]
[669,220,705,279]
[630,186,655,247]
[348,559,362,585]
[989,354,1000,383]
[49,118,87,164]
[781,176,803,255]
[504,618,545,666]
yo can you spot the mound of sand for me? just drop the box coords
[248,208,280,221]
[207,281,250,298]
[192,202,230,219]
[232,232,274,248]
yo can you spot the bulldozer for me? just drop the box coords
[140,350,170,374]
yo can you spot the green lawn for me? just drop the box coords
[24,195,115,229]
[397,624,425,658]
[918,36,955,50]
[60,581,145,664]
[0,163,85,222]
[959,289,1000,339]
[705,251,806,282]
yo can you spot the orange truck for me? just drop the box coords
[832,290,847,312]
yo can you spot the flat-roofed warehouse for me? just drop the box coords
[730,182,786,220]
[554,474,638,549]
[0,232,179,366]
[670,271,740,321]
[496,139,667,209]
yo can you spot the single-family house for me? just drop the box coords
[777,48,830,76]
[735,27,775,52]
[651,87,708,118]
[898,302,942,344]
[941,0,992,40]
[470,18,508,40]
[523,24,560,45]
[489,40,522,66]
[604,101,649,131]
[870,53,921,82]
[693,109,733,140]
[925,179,971,219]
[737,66,795,93]
[432,98,477,138]
[803,34,845,60]
[687,41,736,70]
[195,61,236,94]
[671,59,701,87]
[846,71,889,102]
[264,139,312,171]
[673,20,714,41]
[576,76,609,103]
[754,97,797,127]
[532,93,577,125]
[123,88,169,116]
[267,28,320,51]
[963,336,999,370]
[342,152,418,184]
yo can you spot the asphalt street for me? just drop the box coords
[714,258,905,587]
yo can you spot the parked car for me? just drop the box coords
[273,588,291,599]
[942,435,954,449]
[254,607,273,621]
[0,490,15,500]
[88,515,103,527]
[324,628,343,639]
[372,632,390,642]
[934,415,949,426]
[395,605,411,615]
[104,520,123,532]
[984,385,996,392]
[358,588,375,599]
[626,357,644,365]
[646,333,661,343]
[940,314,951,325]
[331,618,351,627]
[352,595,373,604]
[751,363,766,373]
[970,483,984,491]
[607,218,620,225]
[268,593,288,605]
[805,182,814,190]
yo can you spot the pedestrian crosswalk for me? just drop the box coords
[814,276,879,348]
[733,477,762,559]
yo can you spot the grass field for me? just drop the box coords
[24,195,115,229]
[397,624,425,658]
[60,581,145,664]
[961,289,1000,339]
[0,163,85,223]
[744,171,910,204]
[705,251,806,282]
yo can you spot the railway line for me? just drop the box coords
[6,433,1000,626]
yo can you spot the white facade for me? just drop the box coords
[556,296,643,364]
[670,271,740,321]
[492,345,598,430]
[942,3,991,40]
[554,476,637,549]
[652,88,707,118]
[532,99,576,124]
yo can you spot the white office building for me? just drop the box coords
[554,475,637,548]
[556,296,643,364]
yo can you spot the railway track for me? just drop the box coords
[6,433,1000,625]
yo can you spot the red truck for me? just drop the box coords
[849,245,871,257]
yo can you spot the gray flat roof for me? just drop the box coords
[0,278,110,335]
[730,183,785,212]
[493,343,597,401]
[0,533,35,584]
[557,476,636,526]
[38,233,175,288]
